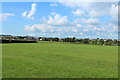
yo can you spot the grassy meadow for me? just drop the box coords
[2,42,118,78]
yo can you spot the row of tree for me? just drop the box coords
[39,37,119,46]
[1,35,119,46]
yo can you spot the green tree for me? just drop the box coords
[97,39,104,45]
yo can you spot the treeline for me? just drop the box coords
[39,37,119,46]
[0,35,37,43]
[1,39,37,43]
[1,35,119,46]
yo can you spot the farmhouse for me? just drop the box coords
[22,36,36,41]
[34,37,40,41]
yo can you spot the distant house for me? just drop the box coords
[24,36,36,41]
[40,39,42,41]
[34,37,40,41]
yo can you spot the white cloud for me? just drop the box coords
[25,24,53,32]
[72,9,86,17]
[72,9,100,17]
[86,18,99,25]
[43,12,69,26]
[109,4,118,25]
[60,1,117,17]
[28,3,37,19]
[22,3,37,20]
[83,29,89,32]
[25,12,72,35]
[74,18,99,25]
[89,10,99,17]
[0,13,15,21]
[103,23,118,32]
[82,24,101,31]
[92,26,102,31]
[24,22,117,39]
[24,24,82,37]
[22,11,27,17]
[24,2,118,39]
[110,4,118,16]
[76,24,82,27]
[87,24,96,28]
[72,28,78,32]
[50,2,58,6]
[4,13,15,16]
[25,25,35,32]
[79,32,83,35]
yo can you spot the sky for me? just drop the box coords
[1,1,118,39]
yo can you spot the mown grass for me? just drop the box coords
[2,42,118,78]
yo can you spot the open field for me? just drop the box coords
[2,42,118,78]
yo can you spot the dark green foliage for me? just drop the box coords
[104,40,112,45]
[90,39,97,45]
[1,40,37,43]
[81,38,90,44]
[97,39,104,45]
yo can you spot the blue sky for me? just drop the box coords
[1,2,118,39]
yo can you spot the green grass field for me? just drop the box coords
[2,42,118,78]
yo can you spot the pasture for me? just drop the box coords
[2,42,118,78]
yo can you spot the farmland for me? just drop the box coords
[2,41,118,78]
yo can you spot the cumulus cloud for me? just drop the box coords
[81,24,102,32]
[83,29,89,32]
[25,24,53,32]
[24,23,83,38]
[60,1,117,17]
[25,24,71,33]
[72,9,100,17]
[109,4,118,25]
[24,22,117,39]
[0,13,15,21]
[102,23,118,33]
[25,12,71,35]
[74,18,99,25]
[42,12,69,26]
[72,28,78,32]
[22,11,27,17]
[89,10,99,17]
[76,24,82,27]
[25,2,118,39]
[4,13,15,16]
[22,3,37,20]
[79,32,83,35]
[86,18,99,25]
[110,4,118,16]
[72,9,87,17]
[50,2,58,6]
